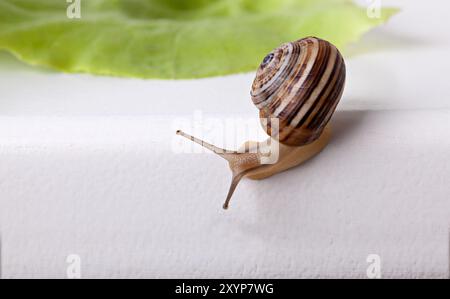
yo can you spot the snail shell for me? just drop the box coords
[251,37,346,146]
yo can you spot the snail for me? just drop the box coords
[177,37,346,210]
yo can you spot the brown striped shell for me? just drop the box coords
[251,37,346,146]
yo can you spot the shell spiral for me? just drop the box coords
[251,37,346,146]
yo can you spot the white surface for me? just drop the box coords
[1,0,450,278]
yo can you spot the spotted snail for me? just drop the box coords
[177,37,346,209]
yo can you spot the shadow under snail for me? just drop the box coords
[177,36,346,210]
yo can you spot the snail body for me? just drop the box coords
[238,126,332,181]
[177,37,346,209]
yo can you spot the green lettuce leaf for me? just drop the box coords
[0,0,398,79]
